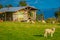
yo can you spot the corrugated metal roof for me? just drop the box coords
[0,7,26,12]
[0,6,37,12]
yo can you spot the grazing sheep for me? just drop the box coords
[42,20,46,23]
[52,21,55,24]
[44,28,55,37]
[31,20,35,24]
[27,19,35,24]
[27,20,30,23]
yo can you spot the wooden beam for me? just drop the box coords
[5,13,6,21]
[33,10,36,21]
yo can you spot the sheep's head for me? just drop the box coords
[52,28,55,31]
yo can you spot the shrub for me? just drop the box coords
[46,18,56,23]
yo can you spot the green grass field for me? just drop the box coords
[0,22,60,40]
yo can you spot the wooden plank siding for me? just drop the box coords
[0,6,37,22]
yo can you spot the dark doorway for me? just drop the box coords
[5,12,13,21]
[0,12,13,21]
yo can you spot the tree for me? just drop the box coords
[46,18,56,23]
[55,11,60,19]
[36,13,44,21]
[5,4,13,8]
[40,13,44,20]
[0,4,3,9]
[19,0,27,6]
[55,8,60,22]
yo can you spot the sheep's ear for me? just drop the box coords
[52,28,54,30]
[52,28,55,30]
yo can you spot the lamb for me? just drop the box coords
[42,20,46,23]
[31,20,35,24]
[44,28,55,37]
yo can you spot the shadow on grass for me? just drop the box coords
[57,24,60,26]
[33,35,55,40]
[33,34,44,37]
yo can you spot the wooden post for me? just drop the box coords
[5,13,6,21]
[34,11,36,20]
[33,10,36,21]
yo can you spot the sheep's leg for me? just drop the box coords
[44,32,47,37]
[51,33,53,37]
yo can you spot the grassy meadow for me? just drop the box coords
[0,22,60,40]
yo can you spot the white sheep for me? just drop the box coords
[44,28,55,37]
[27,20,30,23]
[42,20,46,23]
[31,20,35,24]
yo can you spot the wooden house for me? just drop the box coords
[0,6,37,21]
